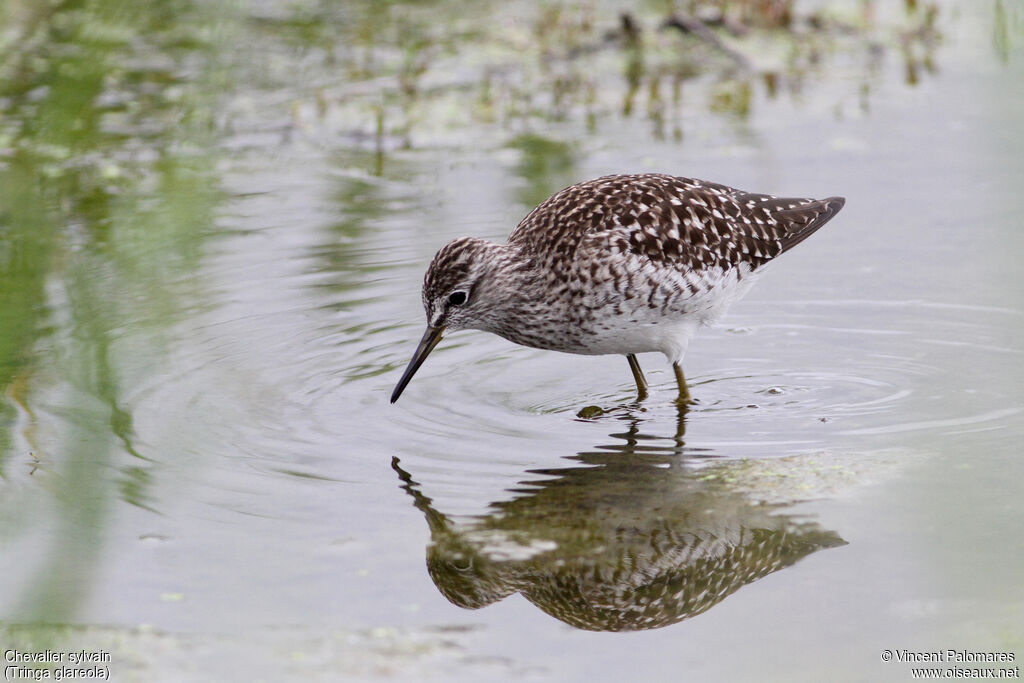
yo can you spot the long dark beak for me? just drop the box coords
[391,325,445,403]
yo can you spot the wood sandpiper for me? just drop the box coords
[391,173,845,404]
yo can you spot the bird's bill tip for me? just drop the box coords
[390,325,445,403]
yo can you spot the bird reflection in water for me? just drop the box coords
[393,409,845,631]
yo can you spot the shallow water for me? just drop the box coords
[1,1,1023,681]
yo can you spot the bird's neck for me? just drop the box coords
[473,243,551,343]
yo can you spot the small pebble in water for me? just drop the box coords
[138,534,170,544]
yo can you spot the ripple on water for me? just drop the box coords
[382,298,1022,463]
[694,299,1023,445]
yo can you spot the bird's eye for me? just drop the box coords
[447,291,467,306]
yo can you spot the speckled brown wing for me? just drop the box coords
[653,188,847,273]
[507,174,844,277]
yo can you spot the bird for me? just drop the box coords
[390,173,845,405]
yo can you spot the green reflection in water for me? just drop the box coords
[271,0,947,170]
[394,410,845,632]
[315,173,413,381]
[0,0,227,636]
[506,133,577,211]
[0,160,55,474]
[992,0,1024,64]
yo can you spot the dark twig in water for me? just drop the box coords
[661,14,753,72]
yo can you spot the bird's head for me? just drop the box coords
[392,237,512,403]
[421,236,499,333]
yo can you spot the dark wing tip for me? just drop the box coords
[776,195,846,253]
[824,196,846,212]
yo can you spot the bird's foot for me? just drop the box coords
[674,394,696,406]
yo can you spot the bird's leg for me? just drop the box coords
[672,362,693,404]
[626,354,648,401]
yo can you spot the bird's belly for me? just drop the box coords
[570,315,701,358]
[524,264,760,360]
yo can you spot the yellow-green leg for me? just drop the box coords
[626,354,648,401]
[672,362,692,404]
